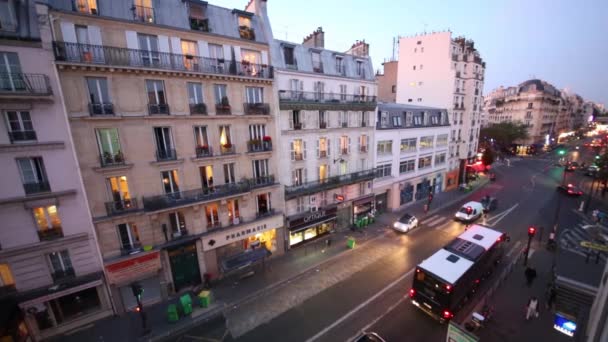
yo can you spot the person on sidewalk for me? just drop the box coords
[546,285,557,310]
[525,296,539,320]
[525,266,537,287]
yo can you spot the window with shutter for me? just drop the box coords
[290,141,295,161]
[303,141,307,160]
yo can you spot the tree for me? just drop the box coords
[482,147,495,166]
[480,122,530,151]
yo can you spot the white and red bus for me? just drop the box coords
[409,224,507,322]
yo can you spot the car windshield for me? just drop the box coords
[459,207,470,213]
[399,214,413,222]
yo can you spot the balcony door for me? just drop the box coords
[0,52,24,91]
[107,176,131,208]
[249,124,265,140]
[193,126,208,148]
[199,166,213,190]
[205,204,219,228]
[161,170,180,196]
[138,33,159,66]
[153,126,173,158]
[17,157,47,191]
[319,164,329,182]
[245,87,263,104]
[5,111,34,141]
[48,250,73,280]
[117,223,140,251]
[227,199,240,224]
[169,211,186,237]
[223,163,235,184]
[96,128,122,165]
[252,159,269,179]
[86,77,112,114]
[256,192,271,215]
[181,40,198,70]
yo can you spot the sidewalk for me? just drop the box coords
[54,178,489,342]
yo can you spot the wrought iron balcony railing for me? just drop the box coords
[195,146,213,158]
[105,198,139,216]
[220,144,236,155]
[0,72,52,96]
[215,103,232,115]
[285,169,375,199]
[51,268,75,282]
[53,42,273,79]
[8,130,37,142]
[279,90,376,104]
[38,227,63,241]
[100,151,125,167]
[148,103,170,115]
[23,181,51,194]
[190,103,207,115]
[156,148,177,161]
[89,103,115,116]
[243,102,270,115]
[247,141,272,153]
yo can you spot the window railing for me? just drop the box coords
[220,144,236,155]
[105,198,139,216]
[249,175,275,189]
[279,90,376,104]
[52,42,273,79]
[293,152,304,161]
[244,103,270,115]
[312,61,324,73]
[360,145,368,153]
[340,147,349,155]
[215,103,232,115]
[148,103,170,115]
[189,17,210,32]
[100,151,125,167]
[285,169,375,199]
[51,268,75,282]
[89,103,115,116]
[207,221,221,229]
[319,150,328,158]
[120,242,143,255]
[0,73,52,96]
[341,122,348,128]
[156,148,177,161]
[195,146,213,158]
[190,103,207,115]
[23,181,51,194]
[238,26,256,40]
[319,121,327,129]
[247,141,272,153]
[132,5,154,23]
[8,130,37,142]
[38,227,63,241]
[256,208,276,219]
[293,122,302,130]
[171,228,189,239]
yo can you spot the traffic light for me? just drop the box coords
[528,226,536,237]
[131,282,143,300]
[558,150,566,155]
[595,155,600,160]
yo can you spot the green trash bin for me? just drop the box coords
[167,304,179,323]
[180,294,192,315]
[198,290,212,308]
[369,216,375,224]
[347,237,356,249]
[362,217,369,226]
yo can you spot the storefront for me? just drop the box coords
[352,194,375,223]
[445,169,459,191]
[105,251,163,312]
[167,242,201,292]
[399,183,414,206]
[287,205,337,247]
[375,192,388,214]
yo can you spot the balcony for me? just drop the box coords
[8,130,37,142]
[190,17,210,32]
[312,62,324,73]
[120,242,143,256]
[340,148,349,155]
[156,148,177,162]
[244,102,270,115]
[319,150,328,158]
[24,181,51,194]
[219,144,235,155]
[52,42,273,79]
[248,175,276,189]
[89,103,115,116]
[319,121,327,129]
[190,103,207,115]
[38,227,64,241]
[0,73,53,97]
[195,146,213,158]
[285,169,375,199]
[360,145,368,153]
[132,5,154,23]
[293,122,303,130]
[279,91,376,106]
[247,140,272,153]
[148,103,170,115]
[105,198,139,216]
[215,103,231,115]
[100,151,125,167]
[238,26,256,40]
[51,268,75,282]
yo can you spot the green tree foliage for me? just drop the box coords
[482,147,495,166]
[480,122,530,149]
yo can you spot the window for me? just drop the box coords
[219,125,233,153]
[375,164,391,178]
[238,16,251,28]
[33,205,62,240]
[526,111,533,119]
[208,43,224,60]
[138,34,159,66]
[413,112,424,126]
[319,163,330,182]
[134,0,154,22]
[419,136,434,149]
[319,111,327,128]
[161,170,180,195]
[413,65,416,70]
[356,61,364,77]
[291,139,305,161]
[293,168,306,186]
[48,250,74,280]
[312,52,322,73]
[391,85,396,93]
[418,155,432,169]
[106,176,131,210]
[0,0,18,31]
[4,110,35,142]
[223,163,235,184]
[400,138,417,152]
[399,160,415,174]
[314,81,325,100]
[252,159,269,179]
[245,87,263,104]
[392,115,402,126]
[0,264,15,287]
[295,196,306,212]
[146,80,168,114]
[187,82,204,105]
[435,153,446,165]
[380,111,389,126]
[339,136,350,155]
[181,40,198,70]
[0,52,23,90]
[227,199,240,224]
[249,124,266,140]
[193,126,209,148]
[153,127,174,159]
[338,111,348,128]
[527,102,533,109]
[359,135,368,152]
[214,84,228,104]
[317,137,330,158]
[339,84,347,100]
[436,134,448,146]
[336,57,344,74]
[17,157,49,194]
[117,223,140,251]
[283,46,295,66]
[169,211,187,237]
[96,128,123,166]
[205,204,219,228]
[241,49,262,76]
[377,140,392,155]
[86,77,113,115]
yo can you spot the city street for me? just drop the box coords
[171,147,599,342]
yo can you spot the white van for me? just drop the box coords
[454,201,484,222]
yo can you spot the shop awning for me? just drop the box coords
[220,248,271,274]
[17,272,104,308]
[289,217,335,233]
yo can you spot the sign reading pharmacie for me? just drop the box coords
[201,214,283,251]
[105,251,161,285]
[288,205,338,232]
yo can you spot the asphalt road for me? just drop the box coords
[173,142,596,342]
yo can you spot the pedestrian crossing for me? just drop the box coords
[420,214,450,229]
[559,221,608,262]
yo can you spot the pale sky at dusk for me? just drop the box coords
[212,0,608,105]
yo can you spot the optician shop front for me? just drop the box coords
[287,205,338,247]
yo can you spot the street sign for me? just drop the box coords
[580,241,608,252]
[446,321,479,342]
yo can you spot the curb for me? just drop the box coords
[426,179,491,217]
[144,304,226,342]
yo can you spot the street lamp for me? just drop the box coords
[524,226,537,266]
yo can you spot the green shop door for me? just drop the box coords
[168,243,201,292]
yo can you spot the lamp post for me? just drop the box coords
[525,226,536,266]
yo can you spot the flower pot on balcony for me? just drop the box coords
[82,51,93,62]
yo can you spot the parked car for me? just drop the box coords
[557,183,583,196]
[354,332,387,342]
[586,165,600,176]
[454,201,484,222]
[393,213,419,233]
[565,161,579,172]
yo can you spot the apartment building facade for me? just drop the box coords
[0,3,111,341]
[270,29,377,247]
[380,32,485,188]
[373,103,450,211]
[44,0,284,313]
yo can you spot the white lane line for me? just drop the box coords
[347,296,407,342]
[427,216,447,227]
[420,215,440,225]
[486,203,519,227]
[305,268,415,342]
[506,240,522,257]
[434,220,454,230]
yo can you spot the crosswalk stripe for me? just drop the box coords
[420,215,440,225]
[427,217,447,227]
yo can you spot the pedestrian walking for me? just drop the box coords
[593,209,600,223]
[525,266,537,287]
[525,297,539,320]
[546,286,557,310]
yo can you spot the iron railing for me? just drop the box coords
[51,268,75,282]
[285,169,375,199]
[8,130,37,142]
[195,146,213,158]
[89,103,115,116]
[312,62,323,73]
[105,198,138,216]
[189,103,207,115]
[24,181,51,194]
[0,72,52,95]
[38,227,63,241]
[189,17,210,32]
[156,148,177,161]
[148,103,170,115]
[120,243,143,256]
[220,144,236,155]
[247,141,272,153]
[279,90,376,104]
[132,5,154,23]
[319,121,327,129]
[256,208,276,219]
[244,103,270,115]
[100,152,125,167]
[215,104,232,115]
[249,175,275,189]
[53,42,273,79]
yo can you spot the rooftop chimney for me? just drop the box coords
[302,27,324,48]
[345,39,369,57]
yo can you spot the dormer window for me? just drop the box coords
[238,16,255,40]
[0,0,18,31]
[312,52,323,73]
[356,60,364,77]
[74,0,98,15]
[335,56,344,75]
[189,3,210,32]
[283,46,296,68]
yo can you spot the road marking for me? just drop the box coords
[347,295,408,342]
[434,220,454,230]
[506,240,522,257]
[305,268,415,342]
[485,203,519,227]
[420,215,439,225]
[426,216,447,227]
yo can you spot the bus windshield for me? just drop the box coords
[413,268,451,307]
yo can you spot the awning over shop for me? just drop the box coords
[220,248,271,274]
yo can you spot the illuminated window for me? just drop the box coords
[33,205,61,231]
[0,264,15,287]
